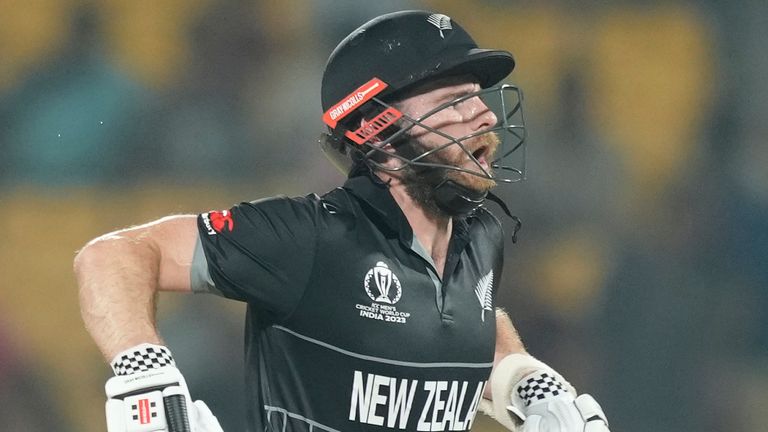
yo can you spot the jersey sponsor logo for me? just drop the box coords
[474,270,494,322]
[357,262,410,324]
[349,371,486,431]
[426,14,452,39]
[201,212,216,235]
[210,210,234,233]
[202,210,234,235]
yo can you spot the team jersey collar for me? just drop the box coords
[343,174,412,242]
[342,174,470,249]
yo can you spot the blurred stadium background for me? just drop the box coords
[1,0,767,431]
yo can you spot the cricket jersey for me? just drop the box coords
[193,173,505,431]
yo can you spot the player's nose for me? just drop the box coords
[467,97,497,131]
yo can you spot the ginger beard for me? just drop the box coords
[395,131,500,216]
[443,132,500,191]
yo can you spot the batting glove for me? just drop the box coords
[480,354,609,432]
[513,370,609,432]
[104,343,223,432]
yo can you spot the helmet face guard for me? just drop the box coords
[322,78,526,183]
[320,9,527,197]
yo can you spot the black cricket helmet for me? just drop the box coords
[320,10,527,183]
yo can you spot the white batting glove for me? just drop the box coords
[513,370,609,432]
[480,354,609,432]
[104,343,224,432]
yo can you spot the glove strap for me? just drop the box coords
[111,343,176,376]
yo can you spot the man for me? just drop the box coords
[75,10,609,432]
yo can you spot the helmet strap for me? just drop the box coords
[432,181,522,242]
[432,179,488,217]
[486,192,522,243]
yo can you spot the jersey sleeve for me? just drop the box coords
[195,195,319,320]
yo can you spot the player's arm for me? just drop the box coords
[494,308,528,359]
[481,308,610,431]
[74,215,197,361]
[483,309,527,400]
[75,215,223,431]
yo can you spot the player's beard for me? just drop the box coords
[396,132,500,217]
[443,133,499,192]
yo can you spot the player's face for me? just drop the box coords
[395,77,500,192]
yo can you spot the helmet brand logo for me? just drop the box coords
[345,106,402,145]
[426,14,452,38]
[322,78,389,128]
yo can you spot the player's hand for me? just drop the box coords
[511,371,609,432]
[191,400,224,432]
[104,344,223,432]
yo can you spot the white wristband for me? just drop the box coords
[110,343,176,376]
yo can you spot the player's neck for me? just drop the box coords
[384,175,452,276]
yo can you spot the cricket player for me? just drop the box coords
[75,10,609,432]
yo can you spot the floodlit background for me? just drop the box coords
[1,0,767,431]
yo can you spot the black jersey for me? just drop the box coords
[194,174,505,432]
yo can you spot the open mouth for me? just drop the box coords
[471,146,490,169]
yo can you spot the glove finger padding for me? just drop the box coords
[585,422,610,432]
[521,414,542,432]
[575,395,609,432]
[514,372,610,432]
[193,400,224,432]
[520,393,583,432]
[517,394,610,432]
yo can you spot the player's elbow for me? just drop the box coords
[75,234,118,275]
[73,236,106,282]
[74,232,156,288]
[74,236,113,311]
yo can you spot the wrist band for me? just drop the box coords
[111,343,176,376]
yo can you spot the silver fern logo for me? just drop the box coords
[474,270,494,322]
[426,14,452,38]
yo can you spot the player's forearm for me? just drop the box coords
[485,308,527,400]
[494,308,526,359]
[75,233,164,361]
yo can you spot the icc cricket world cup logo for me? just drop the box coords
[364,262,402,304]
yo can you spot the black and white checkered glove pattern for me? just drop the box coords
[512,370,609,432]
[111,343,176,376]
[517,372,569,406]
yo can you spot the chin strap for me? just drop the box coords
[433,181,523,243]
[487,192,522,243]
[433,179,488,217]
